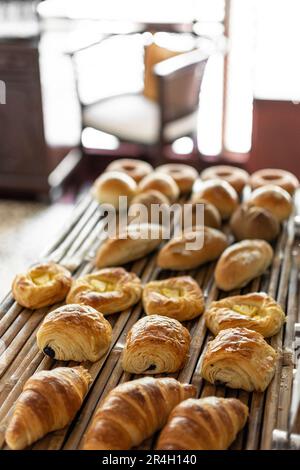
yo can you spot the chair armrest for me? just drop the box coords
[154,49,209,79]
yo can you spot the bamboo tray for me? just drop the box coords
[0,191,299,450]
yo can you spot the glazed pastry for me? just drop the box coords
[143,276,204,321]
[66,267,142,315]
[138,172,179,203]
[157,226,228,270]
[106,159,153,183]
[83,377,196,450]
[36,304,112,362]
[95,223,163,268]
[248,185,293,222]
[122,315,190,374]
[230,203,280,241]
[205,292,285,337]
[155,163,198,194]
[215,239,273,291]
[129,190,169,224]
[92,171,137,209]
[156,397,248,450]
[12,262,72,309]
[183,198,222,230]
[5,366,91,450]
[250,168,299,195]
[200,165,249,194]
[192,179,238,220]
[201,327,277,392]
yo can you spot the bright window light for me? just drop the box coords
[82,128,119,150]
[172,137,194,155]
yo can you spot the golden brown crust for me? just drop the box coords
[106,159,153,183]
[122,315,191,374]
[66,267,142,315]
[184,198,222,229]
[200,165,249,194]
[205,292,285,337]
[214,239,273,291]
[156,397,248,450]
[12,262,72,309]
[36,304,112,362]
[201,327,277,392]
[157,227,228,270]
[250,168,299,195]
[138,173,179,202]
[248,185,293,222]
[192,179,239,220]
[129,190,170,224]
[83,377,196,450]
[230,203,280,241]
[155,164,198,194]
[92,171,137,208]
[143,276,204,321]
[95,223,163,268]
[5,366,91,450]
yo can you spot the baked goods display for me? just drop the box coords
[155,163,198,194]
[248,185,293,222]
[201,327,277,392]
[83,377,196,450]
[156,397,248,450]
[36,304,112,362]
[157,226,228,270]
[215,239,273,291]
[66,267,142,315]
[105,158,153,183]
[200,165,249,194]
[205,292,285,337]
[138,172,179,202]
[230,203,280,241]
[250,168,299,195]
[192,179,238,219]
[12,262,72,309]
[143,276,204,321]
[183,198,222,230]
[92,171,137,209]
[95,223,163,267]
[5,366,91,450]
[122,315,190,374]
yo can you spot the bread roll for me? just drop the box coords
[92,171,137,209]
[248,185,293,222]
[250,168,299,195]
[138,173,179,202]
[106,158,153,183]
[184,198,221,229]
[200,165,249,194]
[230,203,280,241]
[192,179,238,220]
[215,240,273,291]
[155,163,198,194]
[129,190,170,224]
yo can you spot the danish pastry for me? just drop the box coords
[230,203,280,241]
[156,397,248,450]
[36,304,112,362]
[92,171,137,209]
[5,366,91,450]
[215,239,273,291]
[157,226,228,270]
[200,165,249,194]
[248,185,293,222]
[12,262,72,309]
[183,198,221,230]
[155,163,198,194]
[143,276,204,321]
[95,223,163,268]
[250,168,299,195]
[138,173,179,203]
[66,267,142,315]
[192,179,238,220]
[83,377,196,450]
[205,292,285,337]
[201,327,277,392]
[106,158,153,183]
[122,315,190,374]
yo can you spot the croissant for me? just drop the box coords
[122,315,191,374]
[201,327,277,392]
[205,292,285,337]
[83,377,196,450]
[156,397,248,450]
[36,304,112,362]
[5,366,91,450]
[66,267,142,315]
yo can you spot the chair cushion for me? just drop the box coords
[83,94,197,145]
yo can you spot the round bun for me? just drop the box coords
[248,185,293,222]
[138,173,179,202]
[155,163,198,194]
[184,198,221,229]
[230,203,280,241]
[192,179,238,220]
[129,190,170,224]
[106,158,153,183]
[200,165,249,194]
[130,189,169,208]
[92,171,137,209]
[250,168,299,195]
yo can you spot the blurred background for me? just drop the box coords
[0,0,300,295]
